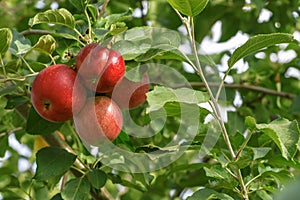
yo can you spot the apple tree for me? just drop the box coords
[0,0,300,200]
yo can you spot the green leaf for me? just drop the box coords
[105,9,132,27]
[9,29,31,56]
[187,188,234,200]
[204,165,233,180]
[26,107,64,135]
[245,116,257,131]
[0,134,8,157]
[33,35,56,55]
[167,0,209,17]
[112,27,181,61]
[34,147,76,181]
[68,0,86,11]
[256,118,300,160]
[4,95,28,109]
[61,178,90,200]
[29,8,75,29]
[50,193,63,200]
[228,33,298,68]
[0,28,12,54]
[146,86,209,113]
[0,84,17,96]
[86,169,107,189]
[251,147,271,160]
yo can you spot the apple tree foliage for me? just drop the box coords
[0,0,300,199]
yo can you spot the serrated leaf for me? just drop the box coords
[0,28,12,54]
[146,86,209,113]
[187,188,234,200]
[29,8,75,29]
[61,178,90,200]
[228,33,298,68]
[87,169,107,189]
[167,0,209,16]
[256,118,300,160]
[33,35,56,55]
[34,147,76,181]
[26,106,64,135]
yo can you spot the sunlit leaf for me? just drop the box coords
[228,33,298,68]
[9,29,31,56]
[256,118,300,160]
[0,28,12,54]
[33,35,56,55]
[167,0,209,16]
[146,86,209,113]
[29,8,75,29]
[112,27,181,61]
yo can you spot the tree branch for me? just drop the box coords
[21,29,52,36]
[184,82,297,99]
[98,0,110,19]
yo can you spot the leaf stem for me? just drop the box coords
[235,131,253,160]
[215,69,230,101]
[245,174,262,188]
[0,54,7,78]
[0,73,38,83]
[189,14,236,159]
[21,57,35,74]
[84,6,93,43]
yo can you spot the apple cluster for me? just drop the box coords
[31,43,149,144]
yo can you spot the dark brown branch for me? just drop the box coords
[186,82,297,99]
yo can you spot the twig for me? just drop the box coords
[21,29,52,36]
[235,131,253,161]
[177,82,297,99]
[98,0,110,19]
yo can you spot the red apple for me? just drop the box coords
[76,43,125,93]
[31,64,86,122]
[109,73,150,109]
[74,96,123,146]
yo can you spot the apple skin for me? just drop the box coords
[109,73,150,109]
[76,43,125,93]
[74,96,123,146]
[31,64,86,122]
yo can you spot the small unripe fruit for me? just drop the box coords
[74,96,123,146]
[76,44,125,93]
[109,73,150,109]
[31,64,86,122]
